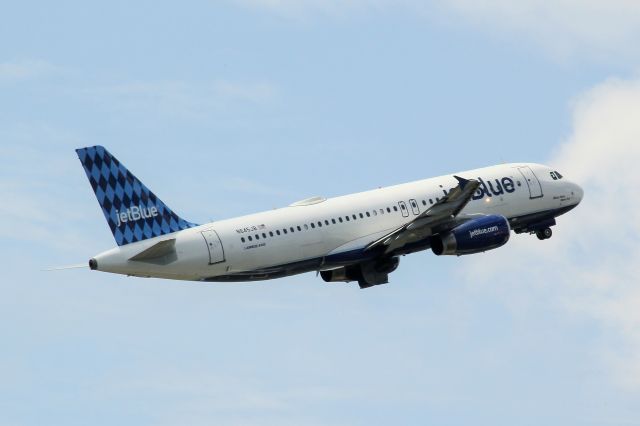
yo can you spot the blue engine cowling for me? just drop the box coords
[431,215,511,256]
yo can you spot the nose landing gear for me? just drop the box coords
[536,228,553,240]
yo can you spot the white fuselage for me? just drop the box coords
[92,163,583,281]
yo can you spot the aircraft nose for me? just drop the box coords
[571,182,584,204]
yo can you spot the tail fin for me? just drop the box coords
[76,145,198,246]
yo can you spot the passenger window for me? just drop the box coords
[372,210,377,216]
[297,226,302,231]
[359,213,364,218]
[380,209,384,215]
[276,230,281,236]
[386,207,391,213]
[338,217,343,223]
[290,227,294,233]
[332,219,337,224]
[393,206,398,212]
[269,231,274,237]
[248,236,253,241]
[311,223,315,228]
[401,204,406,210]
[325,220,330,225]
[318,221,322,227]
[304,224,309,230]
[345,216,350,222]
[352,214,357,220]
[283,229,287,234]
[366,212,370,217]
[255,234,260,240]
[241,237,245,243]
[262,233,267,238]
[429,199,433,204]
[422,200,427,206]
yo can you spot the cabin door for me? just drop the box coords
[518,166,543,199]
[201,229,225,264]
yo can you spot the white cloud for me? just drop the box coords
[235,0,640,61]
[439,0,640,61]
[219,177,289,197]
[0,59,61,81]
[214,81,277,103]
[0,125,95,252]
[234,0,392,17]
[83,79,277,119]
[459,76,640,389]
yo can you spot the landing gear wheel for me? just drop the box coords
[536,228,553,240]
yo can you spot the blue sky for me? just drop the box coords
[2,1,640,425]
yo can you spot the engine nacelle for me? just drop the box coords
[431,215,510,256]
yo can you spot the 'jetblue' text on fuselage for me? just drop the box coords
[472,177,516,200]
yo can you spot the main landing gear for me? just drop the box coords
[536,227,553,240]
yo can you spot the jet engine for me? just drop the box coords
[431,214,510,256]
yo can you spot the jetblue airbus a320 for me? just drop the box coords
[76,146,583,288]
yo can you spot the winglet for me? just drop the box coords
[453,175,471,189]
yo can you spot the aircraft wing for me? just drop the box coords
[365,176,480,254]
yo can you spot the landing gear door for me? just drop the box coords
[201,229,225,264]
[518,166,543,199]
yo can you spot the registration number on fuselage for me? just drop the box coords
[235,224,266,234]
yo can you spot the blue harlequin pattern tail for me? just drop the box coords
[76,146,198,246]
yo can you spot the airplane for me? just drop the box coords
[76,146,583,289]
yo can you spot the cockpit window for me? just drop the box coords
[550,171,564,180]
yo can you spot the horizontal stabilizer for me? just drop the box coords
[129,238,176,262]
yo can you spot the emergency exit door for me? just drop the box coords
[398,201,410,218]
